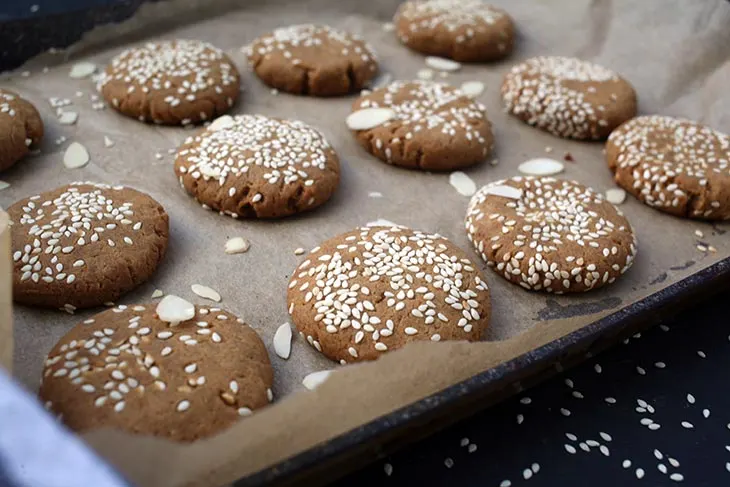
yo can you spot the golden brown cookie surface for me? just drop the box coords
[350,80,493,170]
[501,56,637,140]
[9,182,169,309]
[0,89,44,172]
[246,24,378,96]
[287,225,491,364]
[39,304,273,442]
[466,177,637,293]
[97,40,240,125]
[606,115,730,220]
[394,0,514,62]
[174,114,340,218]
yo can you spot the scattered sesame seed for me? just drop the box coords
[444,458,454,468]
[636,468,645,479]
[681,421,694,429]
[564,444,577,454]
[622,460,632,469]
[383,463,393,476]
[523,468,533,480]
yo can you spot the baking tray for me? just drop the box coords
[241,258,730,486]
[1,1,730,486]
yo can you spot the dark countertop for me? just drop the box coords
[332,291,730,487]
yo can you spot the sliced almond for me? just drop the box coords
[302,370,332,390]
[346,108,396,131]
[518,158,565,176]
[367,219,399,227]
[605,188,627,205]
[208,115,235,131]
[449,171,477,196]
[224,237,250,254]
[58,111,79,125]
[69,62,96,79]
[0,181,9,191]
[425,56,461,72]
[482,185,522,200]
[156,295,195,325]
[191,284,221,302]
[273,323,293,359]
[459,81,485,98]
[63,142,90,169]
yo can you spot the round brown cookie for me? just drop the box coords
[245,24,379,96]
[174,114,340,219]
[97,39,240,125]
[350,80,493,170]
[606,115,730,220]
[9,182,169,309]
[287,225,491,364]
[39,303,273,442]
[394,0,514,62]
[0,89,44,172]
[465,177,637,293]
[501,56,637,140]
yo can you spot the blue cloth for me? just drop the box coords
[0,370,130,487]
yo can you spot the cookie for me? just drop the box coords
[394,0,514,62]
[245,24,379,96]
[350,80,493,170]
[287,225,491,364]
[38,302,273,442]
[465,177,637,293]
[0,89,44,172]
[9,182,169,309]
[501,56,637,140]
[606,115,730,220]
[174,114,340,218]
[97,40,240,125]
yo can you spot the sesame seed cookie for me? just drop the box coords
[606,115,730,220]
[350,80,494,170]
[39,303,273,442]
[466,177,637,293]
[9,182,169,309]
[287,225,491,364]
[394,0,514,62]
[97,40,240,125]
[501,56,637,140]
[0,89,43,172]
[174,114,340,218]
[245,24,379,96]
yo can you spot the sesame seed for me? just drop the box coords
[444,458,454,468]
[176,400,190,412]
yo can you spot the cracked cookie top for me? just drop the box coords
[287,224,491,363]
[39,303,273,442]
[9,182,169,309]
[606,115,730,220]
[349,80,493,170]
[174,114,340,219]
[98,39,240,125]
[245,24,379,96]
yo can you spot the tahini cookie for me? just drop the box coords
[245,24,379,96]
[174,114,340,219]
[9,182,169,309]
[39,302,273,442]
[0,89,43,172]
[501,56,637,140]
[97,40,240,125]
[466,177,637,293]
[287,225,491,364]
[349,80,493,170]
[394,0,514,62]
[606,115,730,220]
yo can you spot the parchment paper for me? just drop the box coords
[1,0,729,485]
